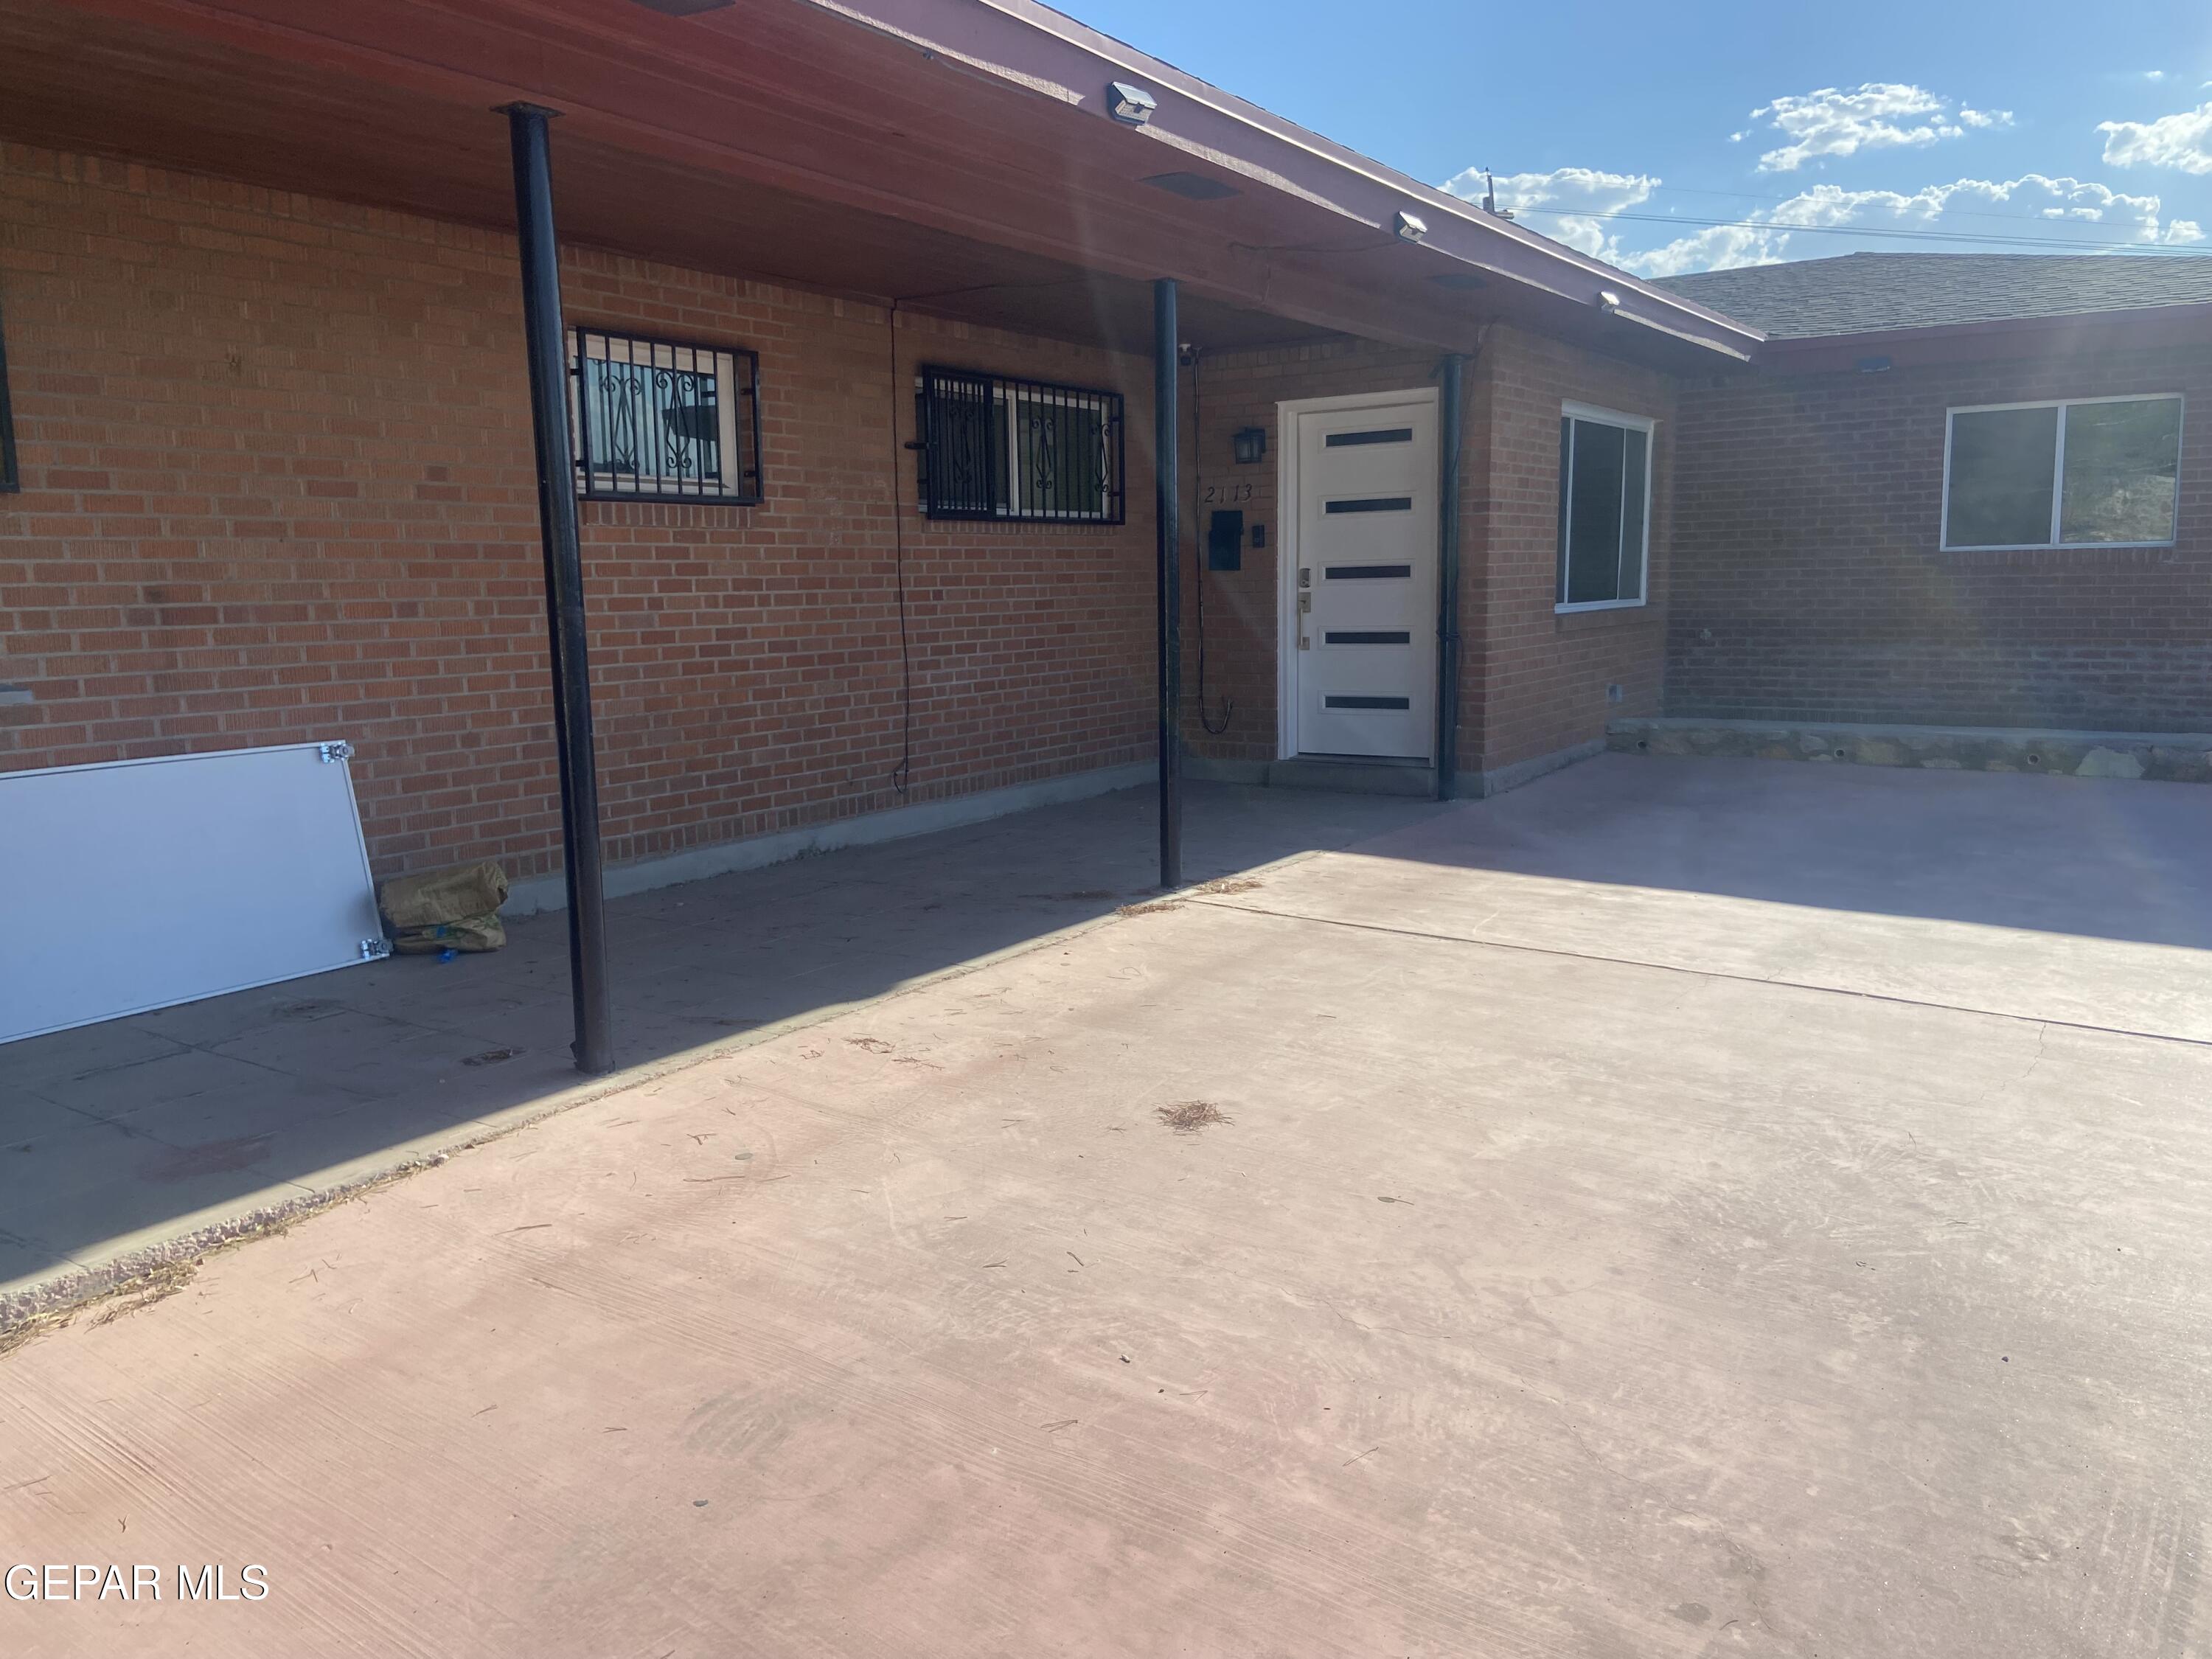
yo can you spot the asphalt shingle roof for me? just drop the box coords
[1651,252,2212,340]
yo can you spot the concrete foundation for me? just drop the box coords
[1611,716,2212,782]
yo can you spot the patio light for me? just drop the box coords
[1109,82,1157,125]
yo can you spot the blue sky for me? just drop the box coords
[1073,0,2212,273]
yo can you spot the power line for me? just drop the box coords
[1600,179,2194,233]
[1478,174,2206,235]
[1510,205,2212,255]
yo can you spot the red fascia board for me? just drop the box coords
[795,0,1764,361]
[1756,300,2212,372]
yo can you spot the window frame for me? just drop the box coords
[1939,392,2184,553]
[914,364,1126,525]
[1555,401,1656,614]
[568,325,762,507]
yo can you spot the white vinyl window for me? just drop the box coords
[1942,394,2182,551]
[1557,404,1654,611]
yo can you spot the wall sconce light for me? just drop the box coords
[1394,210,1428,243]
[1108,82,1158,125]
[1233,427,1267,465]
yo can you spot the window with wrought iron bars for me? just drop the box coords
[568,327,761,504]
[0,292,18,494]
[915,366,1124,524]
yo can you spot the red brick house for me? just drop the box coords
[1653,254,2212,735]
[4,1,2208,1063]
[0,0,1755,894]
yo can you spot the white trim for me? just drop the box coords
[1939,392,2184,553]
[1555,403,1657,613]
[1562,400,1657,432]
[1274,386,1442,762]
[506,761,1152,916]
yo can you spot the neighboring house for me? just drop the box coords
[1654,254,2212,733]
[0,0,2205,941]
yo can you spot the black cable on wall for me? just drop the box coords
[886,300,914,796]
[1189,349,1234,737]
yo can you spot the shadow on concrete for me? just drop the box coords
[1347,754,2212,953]
[0,782,1450,1297]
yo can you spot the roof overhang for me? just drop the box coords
[0,0,1761,367]
[796,0,1761,360]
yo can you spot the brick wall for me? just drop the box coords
[1466,325,1673,776]
[1667,338,2212,731]
[1180,324,1674,785]
[0,145,1156,880]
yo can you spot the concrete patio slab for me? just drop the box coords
[1257,754,2212,1040]
[0,782,1448,1304]
[2,755,2208,1656]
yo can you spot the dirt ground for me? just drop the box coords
[4,757,2209,1657]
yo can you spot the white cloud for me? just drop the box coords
[1621,225,1789,279]
[2098,102,2212,173]
[1742,83,2011,172]
[1439,165,1658,261]
[1612,173,2202,276]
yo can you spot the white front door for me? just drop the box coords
[1282,391,1440,759]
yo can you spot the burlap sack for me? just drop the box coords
[379,860,509,932]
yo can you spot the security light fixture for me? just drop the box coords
[1233,427,1267,465]
[1596,288,1623,315]
[1394,210,1428,243]
[1109,82,1158,125]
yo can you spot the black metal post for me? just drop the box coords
[502,102,613,1075]
[1154,279,1182,889]
[1433,352,1468,802]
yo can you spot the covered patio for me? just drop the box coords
[6,754,2211,1655]
[0,0,1755,1087]
[1,779,1447,1311]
